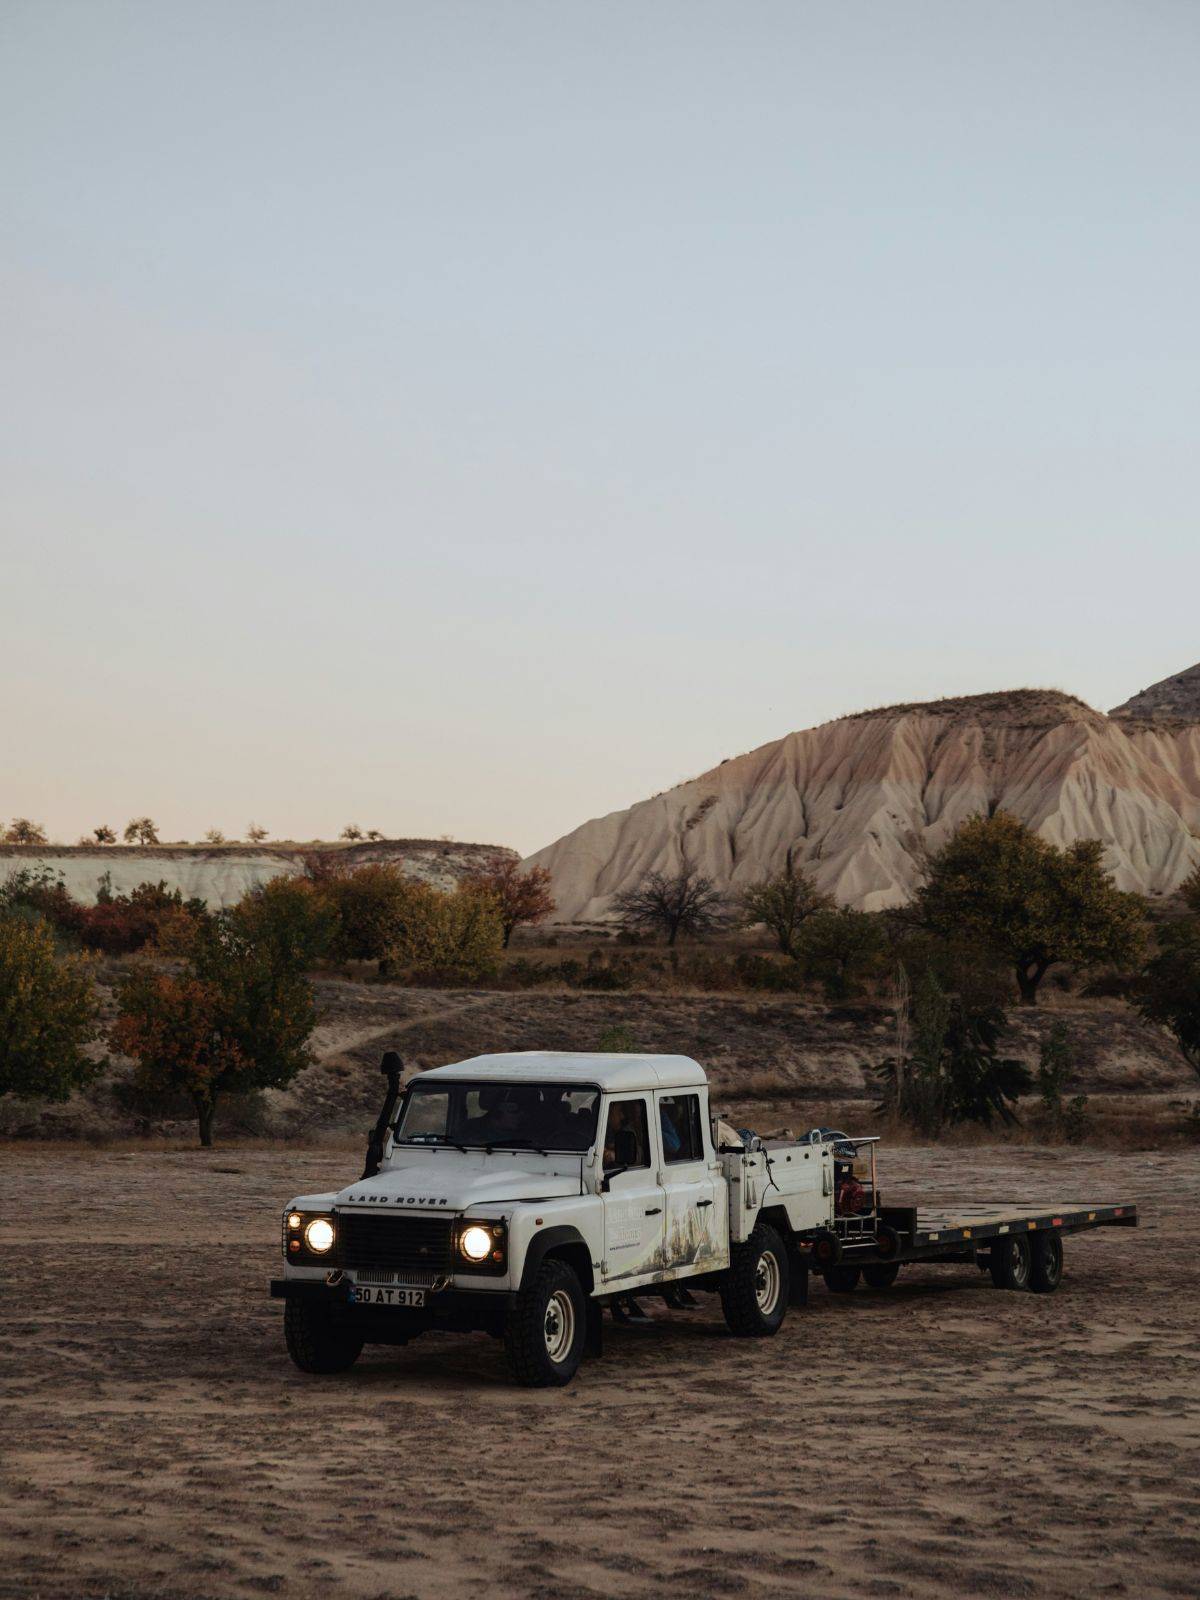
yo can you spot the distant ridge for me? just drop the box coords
[527,676,1200,920]
[1110,661,1200,723]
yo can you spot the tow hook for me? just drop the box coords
[325,1268,344,1287]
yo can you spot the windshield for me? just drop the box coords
[394,1080,600,1153]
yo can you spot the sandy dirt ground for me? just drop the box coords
[1,1143,1197,1600]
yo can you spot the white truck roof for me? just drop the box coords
[419,1051,707,1093]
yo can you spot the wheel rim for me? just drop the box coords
[1011,1241,1030,1288]
[754,1250,781,1316]
[543,1289,575,1363]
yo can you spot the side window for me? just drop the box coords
[602,1098,651,1172]
[660,1094,703,1164]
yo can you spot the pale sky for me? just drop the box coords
[3,1,1198,855]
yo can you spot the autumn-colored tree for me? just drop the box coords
[246,823,269,844]
[465,859,556,947]
[123,817,160,845]
[739,858,832,956]
[612,863,726,947]
[0,866,87,939]
[93,825,117,845]
[113,915,315,1145]
[317,862,413,965]
[387,881,504,981]
[80,879,205,955]
[5,818,48,845]
[915,812,1145,1004]
[0,914,99,1101]
[232,876,337,969]
[203,829,226,845]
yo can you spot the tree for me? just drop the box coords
[1180,863,1200,916]
[0,914,98,1101]
[124,817,160,845]
[93,825,117,845]
[877,968,1030,1133]
[204,829,226,845]
[5,818,48,845]
[795,908,886,999]
[916,812,1145,1004]
[465,859,556,947]
[0,866,86,939]
[246,823,269,844]
[232,876,337,969]
[340,824,364,842]
[612,864,726,947]
[739,859,832,956]
[318,862,413,965]
[1036,1021,1089,1141]
[80,880,205,955]
[1135,918,1200,1079]
[112,914,315,1146]
[387,882,504,981]
[366,829,384,842]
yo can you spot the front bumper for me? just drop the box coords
[269,1277,516,1340]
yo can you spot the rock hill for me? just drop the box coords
[1110,660,1200,723]
[526,683,1200,921]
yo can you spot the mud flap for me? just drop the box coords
[788,1256,810,1308]
[585,1298,604,1358]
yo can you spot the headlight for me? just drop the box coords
[304,1217,335,1254]
[459,1224,493,1262]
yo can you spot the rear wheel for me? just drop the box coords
[1029,1233,1063,1294]
[284,1297,364,1374]
[504,1259,586,1387]
[720,1225,789,1336]
[863,1262,900,1290]
[823,1265,862,1294]
[988,1234,1032,1291]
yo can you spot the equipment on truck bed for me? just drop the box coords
[269,1050,1137,1388]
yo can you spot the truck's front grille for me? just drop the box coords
[353,1267,441,1288]
[339,1211,454,1274]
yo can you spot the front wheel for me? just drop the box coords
[988,1234,1032,1291]
[284,1297,364,1374]
[504,1259,586,1387]
[720,1225,789,1337]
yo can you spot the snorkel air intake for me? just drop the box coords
[362,1050,404,1179]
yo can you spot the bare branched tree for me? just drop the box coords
[612,863,726,947]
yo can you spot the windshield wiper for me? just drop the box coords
[483,1137,550,1155]
[396,1135,469,1152]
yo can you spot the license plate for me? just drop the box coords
[353,1286,426,1307]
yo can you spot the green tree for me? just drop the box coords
[123,817,160,845]
[112,914,315,1146]
[739,859,832,956]
[795,908,885,998]
[916,812,1145,1004]
[1135,918,1200,1079]
[319,862,413,965]
[232,876,337,969]
[387,882,504,982]
[1035,1021,1089,1141]
[0,914,99,1101]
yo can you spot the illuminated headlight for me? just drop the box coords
[459,1224,493,1263]
[304,1217,335,1254]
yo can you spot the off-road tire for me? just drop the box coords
[988,1234,1033,1291]
[720,1224,789,1337]
[863,1262,901,1290]
[504,1258,586,1387]
[823,1265,862,1294]
[284,1298,365,1374]
[1029,1233,1063,1294]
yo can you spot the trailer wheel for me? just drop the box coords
[504,1258,586,1387]
[1029,1233,1063,1294]
[823,1265,861,1294]
[988,1234,1032,1291]
[863,1262,900,1289]
[720,1224,789,1337]
[284,1298,365,1374]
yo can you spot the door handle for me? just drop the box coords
[695,1199,713,1208]
[644,1207,662,1216]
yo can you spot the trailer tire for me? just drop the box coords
[720,1225,789,1337]
[1029,1233,1063,1294]
[504,1258,586,1387]
[988,1234,1032,1291]
[863,1262,900,1289]
[809,1230,841,1271]
[284,1298,365,1374]
[822,1265,861,1294]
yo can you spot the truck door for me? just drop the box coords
[600,1094,665,1288]
[656,1089,728,1276]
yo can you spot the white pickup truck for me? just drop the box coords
[270,1050,1137,1387]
